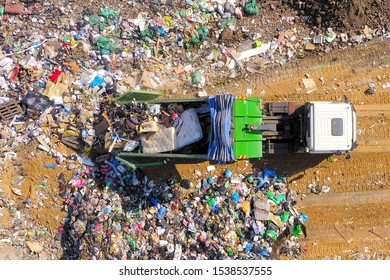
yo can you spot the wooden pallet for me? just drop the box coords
[0,100,24,120]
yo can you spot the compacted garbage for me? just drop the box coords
[60,163,307,260]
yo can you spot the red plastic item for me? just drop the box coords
[10,64,20,81]
[48,68,63,82]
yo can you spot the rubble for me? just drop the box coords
[60,165,308,260]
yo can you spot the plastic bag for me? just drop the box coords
[90,75,105,87]
[279,211,290,223]
[244,0,259,15]
[198,26,209,40]
[189,36,201,46]
[100,7,119,19]
[140,28,156,39]
[94,37,116,52]
[267,192,286,205]
[292,224,302,236]
[192,71,203,85]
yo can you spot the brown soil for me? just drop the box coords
[292,0,390,31]
[1,142,76,231]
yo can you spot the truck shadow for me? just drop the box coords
[250,153,331,179]
[142,154,331,183]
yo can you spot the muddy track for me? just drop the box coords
[298,191,390,259]
[355,104,390,153]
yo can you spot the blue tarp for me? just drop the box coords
[207,94,236,162]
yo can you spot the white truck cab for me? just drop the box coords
[305,101,358,154]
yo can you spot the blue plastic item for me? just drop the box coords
[256,176,268,189]
[232,192,240,204]
[159,26,167,36]
[225,168,233,178]
[245,243,253,253]
[157,206,167,219]
[150,198,159,207]
[300,212,309,222]
[112,158,119,167]
[90,75,105,87]
[43,164,57,169]
[263,169,277,178]
[207,177,214,184]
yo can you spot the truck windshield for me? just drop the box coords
[351,103,358,149]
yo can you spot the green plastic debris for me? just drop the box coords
[100,7,119,19]
[88,15,101,26]
[94,37,116,52]
[220,17,236,29]
[127,237,138,250]
[253,41,262,48]
[179,9,187,18]
[189,36,201,45]
[207,197,216,207]
[198,26,209,40]
[326,156,334,163]
[265,229,277,240]
[185,37,201,49]
[98,22,107,32]
[244,0,259,15]
[267,192,286,205]
[279,211,290,223]
[140,28,156,39]
[192,71,203,85]
[292,223,302,236]
[0,7,5,15]
[325,32,336,43]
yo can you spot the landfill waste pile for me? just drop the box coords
[61,165,308,260]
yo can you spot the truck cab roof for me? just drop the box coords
[306,101,356,153]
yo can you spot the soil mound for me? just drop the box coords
[290,0,390,31]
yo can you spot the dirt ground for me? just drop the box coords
[1,37,390,260]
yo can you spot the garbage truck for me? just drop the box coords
[115,91,357,168]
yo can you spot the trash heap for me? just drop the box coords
[61,165,308,260]
[84,96,213,164]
